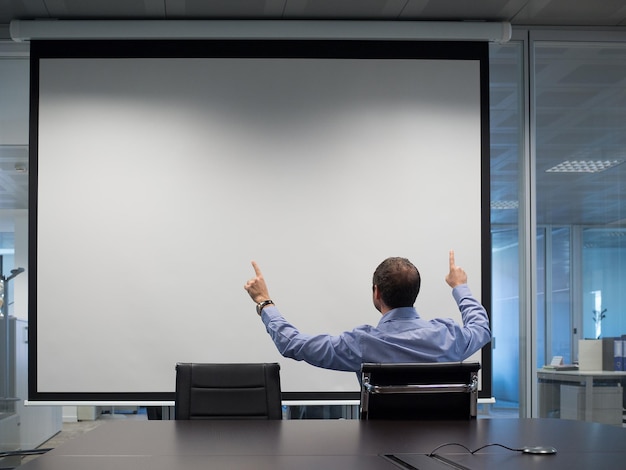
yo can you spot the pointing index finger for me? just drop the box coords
[251,260,263,277]
[449,250,456,268]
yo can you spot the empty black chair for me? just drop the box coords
[360,362,481,420]
[175,362,282,420]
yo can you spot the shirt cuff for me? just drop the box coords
[452,283,471,303]
[260,305,280,325]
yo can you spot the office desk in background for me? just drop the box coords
[16,418,626,470]
[537,369,626,425]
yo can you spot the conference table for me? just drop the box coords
[18,418,626,470]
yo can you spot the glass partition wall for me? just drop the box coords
[0,47,48,460]
[533,35,626,359]
[532,34,626,425]
[490,31,626,422]
[489,37,526,416]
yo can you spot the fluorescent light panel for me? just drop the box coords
[545,160,624,173]
[491,200,519,210]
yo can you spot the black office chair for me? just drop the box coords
[175,362,283,420]
[359,362,481,420]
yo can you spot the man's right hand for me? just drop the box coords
[244,261,272,303]
[445,250,467,288]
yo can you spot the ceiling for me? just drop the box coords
[0,0,626,27]
[0,1,625,236]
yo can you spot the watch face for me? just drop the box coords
[257,300,273,315]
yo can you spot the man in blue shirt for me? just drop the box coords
[244,251,490,372]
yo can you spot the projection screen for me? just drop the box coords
[29,40,491,402]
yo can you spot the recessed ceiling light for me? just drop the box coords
[491,200,519,210]
[545,160,624,173]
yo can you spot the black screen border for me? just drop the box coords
[28,39,491,403]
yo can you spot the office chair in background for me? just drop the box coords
[360,362,481,420]
[175,362,282,420]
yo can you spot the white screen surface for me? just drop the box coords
[32,44,487,400]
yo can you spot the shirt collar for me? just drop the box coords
[377,307,419,325]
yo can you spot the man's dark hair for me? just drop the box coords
[372,257,421,309]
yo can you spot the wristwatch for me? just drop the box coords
[256,299,274,316]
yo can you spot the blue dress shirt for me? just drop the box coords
[260,284,491,372]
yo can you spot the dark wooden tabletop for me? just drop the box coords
[18,418,626,470]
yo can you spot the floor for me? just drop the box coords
[17,410,147,467]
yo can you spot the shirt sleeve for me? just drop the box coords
[451,284,492,359]
[260,306,364,372]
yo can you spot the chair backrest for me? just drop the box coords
[359,362,480,420]
[175,362,282,420]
